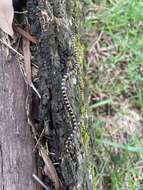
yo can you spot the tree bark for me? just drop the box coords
[0,34,34,190]
[0,0,92,189]
[27,0,92,189]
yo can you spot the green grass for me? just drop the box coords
[83,0,143,189]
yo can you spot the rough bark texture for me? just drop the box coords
[27,0,92,189]
[0,35,34,190]
[0,1,92,189]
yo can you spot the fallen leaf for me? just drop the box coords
[22,36,41,98]
[23,37,32,84]
[0,0,14,36]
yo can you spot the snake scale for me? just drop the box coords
[61,37,80,157]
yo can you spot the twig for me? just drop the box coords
[30,83,41,99]
[39,148,63,190]
[14,11,27,14]
[90,31,103,52]
[32,174,50,190]
[14,26,37,43]
[33,128,45,153]
[0,39,24,59]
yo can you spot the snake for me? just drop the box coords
[61,38,79,156]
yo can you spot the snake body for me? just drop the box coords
[61,40,79,155]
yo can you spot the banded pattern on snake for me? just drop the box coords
[61,37,80,156]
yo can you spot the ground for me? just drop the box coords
[83,1,143,189]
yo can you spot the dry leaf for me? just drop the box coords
[23,37,32,84]
[22,37,41,98]
[0,0,14,36]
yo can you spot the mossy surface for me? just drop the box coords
[72,2,95,188]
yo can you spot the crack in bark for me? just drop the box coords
[0,142,4,190]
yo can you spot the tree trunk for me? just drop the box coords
[27,0,92,189]
[0,34,34,190]
[0,0,92,189]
